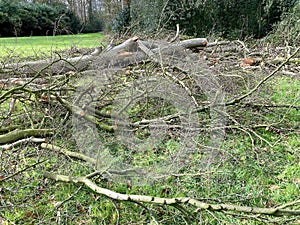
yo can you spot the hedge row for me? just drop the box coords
[0,0,81,37]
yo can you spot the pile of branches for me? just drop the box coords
[0,35,299,223]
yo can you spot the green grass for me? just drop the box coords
[0,33,105,60]
[0,43,299,224]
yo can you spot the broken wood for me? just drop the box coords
[169,24,180,43]
[1,37,209,76]
[177,38,208,48]
[44,171,300,216]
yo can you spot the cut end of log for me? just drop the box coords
[202,41,208,47]
[241,58,256,67]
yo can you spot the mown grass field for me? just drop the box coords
[0,33,105,60]
[0,37,299,224]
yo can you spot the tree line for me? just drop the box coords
[0,0,298,39]
[0,0,81,36]
[125,0,298,39]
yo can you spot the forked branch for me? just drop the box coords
[44,172,300,217]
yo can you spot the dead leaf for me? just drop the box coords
[268,185,279,190]
[127,180,132,190]
[39,95,49,103]
[161,187,170,196]
[0,217,5,225]
[293,178,299,184]
[24,211,38,219]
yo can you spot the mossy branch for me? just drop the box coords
[55,95,115,132]
[0,129,54,144]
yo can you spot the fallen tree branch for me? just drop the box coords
[44,172,300,216]
[243,103,300,110]
[269,57,300,64]
[54,95,115,132]
[41,143,96,164]
[169,24,180,43]
[0,74,69,89]
[0,125,21,134]
[41,143,140,176]
[0,58,66,104]
[1,37,210,77]
[0,137,46,150]
[206,40,231,47]
[0,129,54,144]
[226,47,300,106]
[177,38,208,48]
[0,160,47,183]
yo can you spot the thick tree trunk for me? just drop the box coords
[1,37,208,77]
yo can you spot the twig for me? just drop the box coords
[41,143,96,164]
[276,200,300,210]
[133,200,158,224]
[169,24,180,43]
[164,71,198,106]
[172,204,194,224]
[226,47,300,106]
[0,160,48,183]
[53,185,84,209]
[110,200,121,225]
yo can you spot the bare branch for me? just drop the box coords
[44,172,300,217]
[227,47,300,106]
[0,129,54,144]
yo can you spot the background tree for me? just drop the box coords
[110,0,298,39]
[0,0,81,36]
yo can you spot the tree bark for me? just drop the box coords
[0,129,54,144]
[1,37,208,77]
[44,171,300,216]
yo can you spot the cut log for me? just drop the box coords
[1,37,209,77]
[177,38,208,48]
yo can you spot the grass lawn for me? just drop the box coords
[0,33,105,60]
[1,74,299,224]
[0,34,299,224]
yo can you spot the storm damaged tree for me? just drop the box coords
[0,32,299,223]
